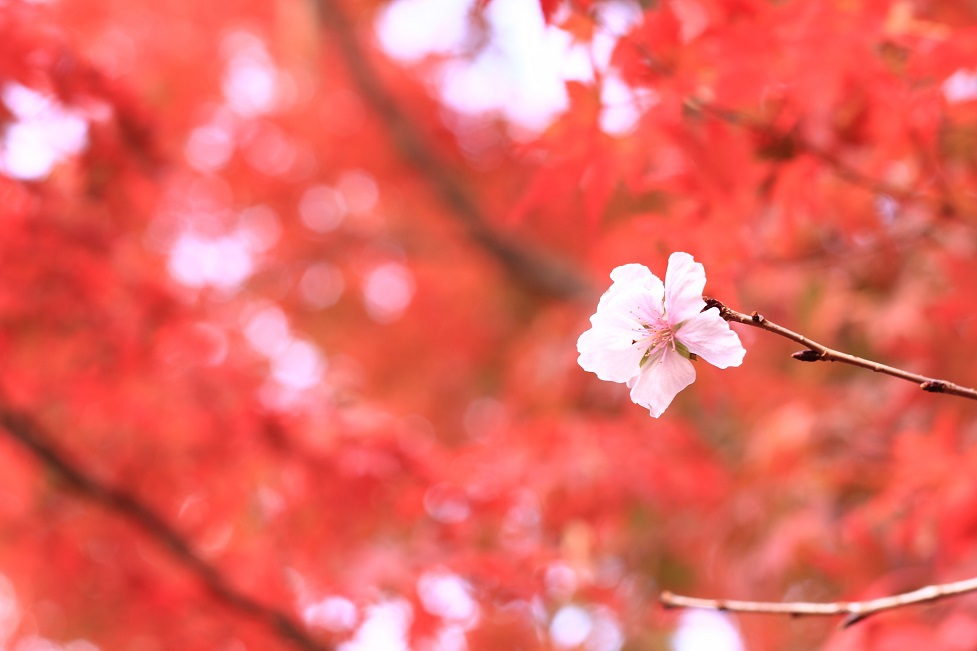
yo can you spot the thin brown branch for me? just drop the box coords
[0,406,333,651]
[703,297,977,402]
[661,575,977,627]
[311,0,594,302]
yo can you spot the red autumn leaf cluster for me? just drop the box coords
[2,0,977,649]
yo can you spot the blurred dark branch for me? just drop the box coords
[662,576,977,627]
[685,98,938,208]
[0,406,333,651]
[312,0,594,302]
[600,20,924,207]
[703,298,977,401]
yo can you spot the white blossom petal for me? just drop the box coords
[664,252,707,327]
[630,287,668,326]
[627,348,696,417]
[577,339,644,383]
[598,264,664,311]
[609,263,656,287]
[577,312,645,383]
[675,310,746,368]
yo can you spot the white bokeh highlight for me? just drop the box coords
[374,0,645,136]
[167,232,254,290]
[362,262,415,323]
[943,68,977,104]
[166,204,282,292]
[222,31,281,117]
[435,0,573,134]
[0,83,88,180]
[304,596,359,632]
[551,605,592,648]
[340,600,412,651]
[549,604,623,651]
[271,339,326,390]
[185,121,236,173]
[417,571,479,624]
[599,76,658,136]
[244,305,290,356]
[586,607,625,651]
[241,303,327,403]
[375,0,472,62]
[671,610,745,651]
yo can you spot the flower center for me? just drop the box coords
[638,322,673,349]
[633,320,676,367]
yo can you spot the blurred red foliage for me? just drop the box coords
[3,0,977,649]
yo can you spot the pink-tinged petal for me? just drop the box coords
[592,296,658,335]
[675,310,746,369]
[595,284,651,317]
[610,263,656,286]
[664,252,707,327]
[582,308,639,349]
[591,286,667,340]
[598,264,664,311]
[577,312,645,383]
[626,348,696,417]
[630,286,668,326]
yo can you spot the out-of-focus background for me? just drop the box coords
[3,0,977,649]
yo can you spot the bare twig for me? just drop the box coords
[0,406,333,651]
[703,297,977,402]
[661,576,977,627]
[311,0,594,302]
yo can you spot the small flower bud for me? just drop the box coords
[792,349,822,362]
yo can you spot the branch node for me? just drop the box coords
[921,380,946,393]
[702,296,724,313]
[792,349,823,362]
[750,311,764,323]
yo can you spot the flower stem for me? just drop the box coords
[703,297,977,402]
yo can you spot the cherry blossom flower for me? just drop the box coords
[577,252,746,417]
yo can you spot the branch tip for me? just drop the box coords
[841,612,867,628]
[660,591,677,609]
